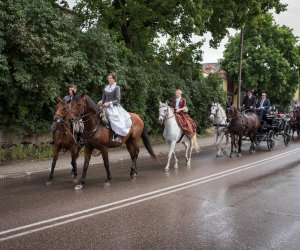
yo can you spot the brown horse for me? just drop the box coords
[46,99,81,185]
[228,107,260,157]
[290,109,300,139]
[70,93,157,190]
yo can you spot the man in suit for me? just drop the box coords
[257,92,270,121]
[242,89,256,113]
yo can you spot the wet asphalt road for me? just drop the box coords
[1,140,300,249]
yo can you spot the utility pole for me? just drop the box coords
[237,27,244,109]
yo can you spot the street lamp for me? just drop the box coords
[237,27,244,110]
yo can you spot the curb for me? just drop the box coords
[0,143,217,179]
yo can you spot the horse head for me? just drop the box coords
[209,102,219,121]
[158,101,171,124]
[70,92,87,119]
[54,98,70,123]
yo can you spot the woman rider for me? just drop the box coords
[98,72,132,142]
[172,89,196,137]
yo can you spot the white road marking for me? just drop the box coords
[1,148,300,242]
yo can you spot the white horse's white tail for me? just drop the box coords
[192,135,200,153]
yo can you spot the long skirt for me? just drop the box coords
[175,111,196,138]
[107,105,132,136]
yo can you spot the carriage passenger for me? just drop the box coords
[97,72,132,142]
[256,92,270,121]
[242,89,256,113]
[50,84,84,146]
[172,89,196,138]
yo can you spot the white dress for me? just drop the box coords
[101,83,132,136]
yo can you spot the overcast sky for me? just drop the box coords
[66,0,300,63]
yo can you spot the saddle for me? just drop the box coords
[99,107,110,128]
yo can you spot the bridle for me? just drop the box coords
[159,105,175,123]
[211,104,226,127]
[70,96,102,139]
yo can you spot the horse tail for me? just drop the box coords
[139,115,157,160]
[192,134,200,153]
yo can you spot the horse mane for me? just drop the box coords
[84,95,99,113]
[73,92,99,114]
[233,107,240,117]
[217,104,226,118]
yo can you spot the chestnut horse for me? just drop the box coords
[46,99,80,185]
[228,107,260,157]
[70,93,157,190]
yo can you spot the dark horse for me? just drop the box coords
[290,108,300,139]
[70,93,157,190]
[228,107,260,157]
[46,99,81,185]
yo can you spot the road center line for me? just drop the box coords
[1,148,300,242]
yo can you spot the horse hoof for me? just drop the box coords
[249,151,255,154]
[237,153,242,157]
[216,154,223,158]
[130,173,137,179]
[72,178,78,183]
[46,181,52,186]
[74,184,83,190]
[164,167,169,172]
[174,163,178,169]
[103,182,111,187]
[186,161,191,166]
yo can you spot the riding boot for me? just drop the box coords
[112,134,122,142]
[49,131,55,145]
[78,133,84,147]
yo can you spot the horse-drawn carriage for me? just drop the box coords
[255,112,291,151]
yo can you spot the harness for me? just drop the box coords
[210,105,228,136]
[159,105,184,143]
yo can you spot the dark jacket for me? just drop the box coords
[256,98,270,111]
[101,85,121,106]
[242,95,256,110]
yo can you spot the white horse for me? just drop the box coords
[209,102,230,157]
[158,102,200,171]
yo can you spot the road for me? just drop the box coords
[1,139,300,249]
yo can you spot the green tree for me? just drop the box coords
[1,0,85,133]
[221,14,300,106]
[74,0,286,51]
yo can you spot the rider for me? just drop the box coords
[256,92,270,121]
[50,84,84,146]
[172,89,196,138]
[242,89,256,113]
[97,72,132,142]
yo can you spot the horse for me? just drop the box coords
[69,93,157,190]
[290,108,300,139]
[209,102,229,157]
[158,102,200,171]
[46,99,81,185]
[228,107,260,157]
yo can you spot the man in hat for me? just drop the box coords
[242,89,256,113]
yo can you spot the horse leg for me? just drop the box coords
[216,132,223,157]
[70,148,78,183]
[165,141,176,172]
[237,135,242,157]
[46,146,60,185]
[75,147,92,190]
[101,148,112,186]
[173,151,178,169]
[230,133,235,158]
[126,139,138,179]
[186,138,193,166]
[214,132,221,157]
[223,132,229,155]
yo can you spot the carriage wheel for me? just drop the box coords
[283,124,291,146]
[267,130,275,151]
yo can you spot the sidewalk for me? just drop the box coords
[0,135,216,178]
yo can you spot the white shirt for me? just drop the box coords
[105,83,117,92]
[175,98,181,110]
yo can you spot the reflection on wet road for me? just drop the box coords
[1,141,300,249]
